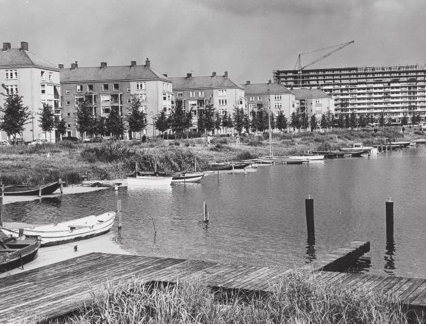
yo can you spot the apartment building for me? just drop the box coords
[60,58,172,139]
[273,64,426,123]
[0,41,61,142]
[292,88,334,119]
[170,71,245,132]
[242,80,295,119]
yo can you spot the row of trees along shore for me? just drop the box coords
[0,90,424,142]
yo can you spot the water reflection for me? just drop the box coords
[384,240,396,275]
[305,236,317,263]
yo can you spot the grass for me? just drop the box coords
[47,270,424,324]
[0,127,424,185]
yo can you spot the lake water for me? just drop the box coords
[3,146,426,278]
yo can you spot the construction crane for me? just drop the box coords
[294,40,354,86]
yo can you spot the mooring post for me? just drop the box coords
[194,157,197,172]
[59,178,63,194]
[386,197,394,241]
[305,195,315,239]
[203,201,206,221]
[38,185,42,198]
[18,228,24,237]
[204,202,209,222]
[117,199,122,231]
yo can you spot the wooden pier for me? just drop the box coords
[0,241,425,323]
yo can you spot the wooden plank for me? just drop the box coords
[348,274,380,292]
[233,266,276,289]
[405,281,426,307]
[409,283,427,307]
[387,278,415,300]
[399,279,425,303]
[216,266,262,289]
[234,267,280,290]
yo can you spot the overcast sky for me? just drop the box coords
[1,0,426,84]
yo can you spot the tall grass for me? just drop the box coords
[47,271,422,324]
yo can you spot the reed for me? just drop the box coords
[47,270,423,324]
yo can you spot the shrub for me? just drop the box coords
[235,151,256,161]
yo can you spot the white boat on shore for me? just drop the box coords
[127,172,173,186]
[0,212,116,247]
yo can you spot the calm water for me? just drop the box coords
[4,146,426,278]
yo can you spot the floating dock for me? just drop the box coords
[0,241,424,323]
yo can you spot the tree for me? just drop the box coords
[359,114,368,128]
[57,118,67,138]
[127,95,147,138]
[198,104,215,135]
[106,107,124,139]
[310,114,317,132]
[243,113,250,134]
[75,96,95,137]
[337,114,345,128]
[291,112,300,131]
[378,112,385,127]
[0,90,31,143]
[301,112,309,130]
[276,110,287,131]
[233,107,245,136]
[349,111,357,129]
[214,112,222,134]
[250,110,258,132]
[411,112,417,125]
[345,114,350,129]
[320,114,328,129]
[169,100,187,137]
[401,114,408,126]
[222,111,230,132]
[155,110,169,137]
[94,116,107,137]
[39,102,54,141]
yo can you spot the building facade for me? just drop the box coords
[60,58,172,139]
[170,71,245,132]
[0,41,61,142]
[242,81,295,119]
[291,88,334,120]
[273,64,426,124]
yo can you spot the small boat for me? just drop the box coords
[2,181,61,196]
[286,159,307,165]
[208,162,250,171]
[389,141,411,147]
[312,151,345,159]
[127,172,173,186]
[346,151,365,157]
[250,159,274,167]
[414,138,426,144]
[0,211,116,247]
[0,231,41,272]
[171,172,204,183]
[289,155,324,161]
[340,143,373,153]
[409,142,417,147]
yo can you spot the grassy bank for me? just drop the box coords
[0,127,424,186]
[47,270,424,324]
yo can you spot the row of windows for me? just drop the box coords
[41,71,53,82]
[5,70,17,80]
[5,85,18,94]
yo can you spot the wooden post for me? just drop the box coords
[18,229,24,237]
[203,201,206,221]
[0,184,3,227]
[59,178,63,194]
[386,197,394,241]
[117,200,122,230]
[204,202,209,223]
[38,185,42,198]
[194,157,197,172]
[305,195,315,239]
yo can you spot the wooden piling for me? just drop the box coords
[305,195,315,239]
[59,178,63,194]
[203,201,209,222]
[38,186,42,198]
[0,184,3,227]
[386,197,394,241]
[117,200,122,230]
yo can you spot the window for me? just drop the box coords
[101,95,110,102]
[40,71,45,81]
[218,89,226,96]
[66,101,70,105]
[48,72,53,81]
[127,88,131,93]
[177,92,183,98]
[5,85,18,94]
[190,91,196,97]
[103,84,109,91]
[163,93,167,101]
[113,84,119,91]
[87,84,94,92]
[219,99,227,106]
[65,90,70,95]
[198,91,204,97]
[136,82,145,90]
[274,95,282,101]
[67,112,71,116]
[41,85,46,94]
[67,124,71,128]
[6,70,18,80]
[76,85,83,92]
[102,107,111,115]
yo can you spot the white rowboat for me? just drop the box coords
[0,212,116,247]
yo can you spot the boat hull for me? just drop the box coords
[171,173,204,183]
[1,212,116,247]
[127,176,173,186]
[0,236,41,272]
[3,181,61,196]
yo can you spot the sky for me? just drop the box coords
[1,0,426,84]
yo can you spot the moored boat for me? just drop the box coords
[286,159,307,165]
[208,162,250,171]
[340,143,373,153]
[0,211,116,247]
[127,172,173,186]
[2,181,61,196]
[289,155,324,161]
[171,172,204,183]
[0,231,41,272]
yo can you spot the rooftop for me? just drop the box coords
[242,82,293,95]
[170,72,244,90]
[0,42,58,70]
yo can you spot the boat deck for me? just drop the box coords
[0,252,425,323]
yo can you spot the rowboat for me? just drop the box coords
[0,231,41,272]
[208,162,250,171]
[286,159,307,165]
[250,159,274,167]
[127,172,173,186]
[340,143,373,153]
[2,181,61,196]
[171,172,204,183]
[289,155,324,161]
[0,211,116,247]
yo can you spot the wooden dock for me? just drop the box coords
[0,249,425,323]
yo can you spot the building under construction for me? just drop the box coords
[273,64,426,124]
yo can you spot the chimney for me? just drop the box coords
[20,41,28,51]
[71,63,77,70]
[2,43,11,51]
[246,80,250,85]
[145,58,150,67]
[100,62,107,68]
[131,60,136,67]
[186,72,192,78]
[58,64,64,69]
[211,72,216,77]
[268,79,272,85]
[163,73,168,77]
[224,71,228,78]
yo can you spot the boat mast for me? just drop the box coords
[268,82,272,158]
